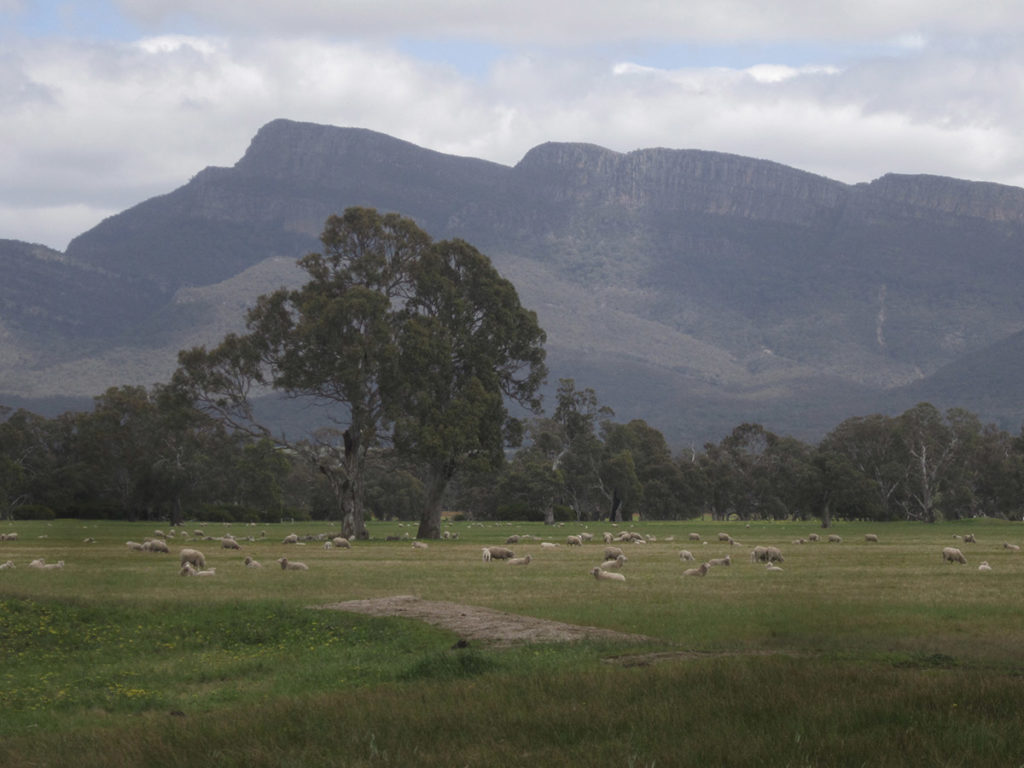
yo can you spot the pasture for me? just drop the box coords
[2,517,1024,767]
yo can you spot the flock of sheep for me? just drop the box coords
[471,527,1021,583]
[2,524,1019,582]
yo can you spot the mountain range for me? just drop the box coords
[3,118,1024,446]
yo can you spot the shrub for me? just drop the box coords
[13,504,55,520]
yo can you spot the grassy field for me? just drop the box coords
[2,517,1024,767]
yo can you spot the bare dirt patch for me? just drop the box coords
[316,595,655,648]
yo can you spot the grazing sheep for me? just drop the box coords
[486,546,515,560]
[707,555,732,567]
[963,533,976,543]
[0,560,14,570]
[221,537,241,550]
[125,541,145,551]
[1003,542,1021,552]
[192,529,204,537]
[179,548,206,570]
[600,554,627,570]
[277,557,308,571]
[682,562,710,577]
[567,535,583,546]
[481,548,492,562]
[808,533,820,542]
[717,532,732,543]
[603,546,624,561]
[590,566,626,582]
[750,546,783,563]
[282,533,299,544]
[942,546,967,565]
[679,549,695,561]
[864,534,879,543]
[603,532,613,544]
[179,563,196,576]
[978,561,992,572]
[505,535,520,544]
[580,533,594,542]
[2,532,19,541]
[508,555,532,566]
[243,556,262,568]
[332,537,351,549]
[688,533,701,542]
[827,534,842,543]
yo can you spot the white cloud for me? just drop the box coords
[4,3,1024,250]
[112,0,1024,43]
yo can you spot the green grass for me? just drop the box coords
[3,517,1024,766]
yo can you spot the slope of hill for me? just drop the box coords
[4,119,1024,444]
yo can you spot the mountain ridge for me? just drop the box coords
[4,119,1024,444]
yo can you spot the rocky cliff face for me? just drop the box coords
[8,120,1024,443]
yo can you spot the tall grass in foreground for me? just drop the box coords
[4,655,1024,767]
[3,518,1024,765]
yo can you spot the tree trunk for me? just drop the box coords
[416,464,452,539]
[171,497,184,527]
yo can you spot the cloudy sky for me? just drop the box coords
[3,1,1024,251]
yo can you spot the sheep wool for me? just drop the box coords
[508,555,532,566]
[590,566,626,582]
[682,562,710,577]
[679,549,695,561]
[942,547,967,565]
[179,548,206,570]
[277,558,309,571]
[978,561,992,571]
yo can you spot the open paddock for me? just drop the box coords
[2,517,1024,766]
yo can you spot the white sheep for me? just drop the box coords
[540,542,559,549]
[243,556,262,568]
[717,532,732,543]
[566,535,583,546]
[28,558,46,569]
[481,548,492,562]
[196,568,217,577]
[765,563,784,572]
[179,548,206,569]
[600,554,627,570]
[221,537,241,550]
[508,554,532,566]
[603,546,624,560]
[179,562,196,576]
[678,549,695,561]
[827,534,842,543]
[864,533,879,543]
[125,541,145,551]
[411,541,428,549]
[580,532,594,542]
[941,546,967,565]
[978,561,992,572]
[486,546,515,560]
[688,533,701,541]
[282,533,299,544]
[682,562,710,577]
[41,560,65,570]
[808,533,820,542]
[590,566,626,582]
[707,555,731,567]
[963,533,976,543]
[1003,542,1021,552]
[603,532,613,544]
[277,557,308,571]
[332,537,351,549]
[0,560,14,570]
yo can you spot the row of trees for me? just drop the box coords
[3,208,1023,529]
[4,382,1023,527]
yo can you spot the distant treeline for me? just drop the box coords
[3,382,1022,525]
